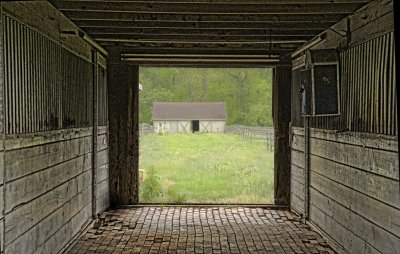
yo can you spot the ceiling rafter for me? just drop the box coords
[49,0,372,66]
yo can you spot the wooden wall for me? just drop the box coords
[96,126,110,214]
[3,129,93,254]
[290,1,399,253]
[0,2,109,253]
[291,128,399,253]
[291,0,396,137]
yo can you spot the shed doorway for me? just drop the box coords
[139,67,274,204]
[192,120,200,132]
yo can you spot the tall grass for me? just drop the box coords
[139,133,274,204]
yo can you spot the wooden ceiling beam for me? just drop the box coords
[136,62,276,68]
[64,11,348,23]
[102,46,294,55]
[121,57,280,63]
[84,27,321,36]
[101,42,298,50]
[91,34,313,42]
[93,36,308,44]
[52,2,364,15]
[74,20,335,31]
[121,53,281,58]
[52,0,371,4]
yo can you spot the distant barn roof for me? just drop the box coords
[153,102,227,120]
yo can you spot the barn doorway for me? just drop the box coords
[138,67,274,204]
[192,120,200,132]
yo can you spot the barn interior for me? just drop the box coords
[0,0,398,253]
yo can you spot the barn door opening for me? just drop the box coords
[138,67,274,204]
[192,120,200,132]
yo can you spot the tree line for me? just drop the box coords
[139,68,273,126]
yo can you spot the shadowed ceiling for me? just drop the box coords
[50,0,372,66]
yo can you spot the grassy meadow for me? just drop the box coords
[139,133,274,204]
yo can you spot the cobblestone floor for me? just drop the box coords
[68,207,335,254]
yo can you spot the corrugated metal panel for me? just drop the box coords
[2,14,94,134]
[293,32,397,136]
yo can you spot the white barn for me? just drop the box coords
[153,102,227,133]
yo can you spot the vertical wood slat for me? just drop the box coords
[4,15,10,134]
[387,33,393,136]
[365,38,373,132]
[376,36,382,134]
[12,19,18,134]
[2,14,95,134]
[382,33,389,135]
[348,46,354,132]
[391,33,399,135]
[369,37,376,133]
[361,42,367,133]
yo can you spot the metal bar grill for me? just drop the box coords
[294,32,396,136]
[2,15,94,134]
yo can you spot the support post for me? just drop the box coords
[272,66,292,205]
[92,50,98,217]
[108,61,139,206]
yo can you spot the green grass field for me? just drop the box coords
[139,133,274,204]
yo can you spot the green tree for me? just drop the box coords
[139,68,273,126]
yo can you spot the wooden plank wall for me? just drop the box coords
[291,0,396,137]
[291,128,399,253]
[96,126,109,214]
[290,1,399,253]
[0,2,110,253]
[3,129,93,254]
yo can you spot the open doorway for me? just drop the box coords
[139,67,274,204]
[192,120,200,132]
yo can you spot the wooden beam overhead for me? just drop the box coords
[103,46,294,56]
[122,58,280,62]
[74,20,335,31]
[91,34,313,42]
[63,11,349,23]
[49,0,372,63]
[53,0,372,3]
[84,27,320,36]
[136,63,276,68]
[121,53,281,58]
[52,2,365,15]
[94,38,307,44]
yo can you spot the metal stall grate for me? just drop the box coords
[2,14,94,135]
[292,32,397,136]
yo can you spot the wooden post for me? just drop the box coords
[108,61,139,206]
[273,66,291,205]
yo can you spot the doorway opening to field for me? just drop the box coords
[192,120,200,133]
[138,67,274,204]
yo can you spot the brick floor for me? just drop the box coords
[68,207,335,254]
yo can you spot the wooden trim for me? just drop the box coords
[4,127,93,150]
[292,127,398,152]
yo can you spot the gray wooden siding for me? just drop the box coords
[291,127,399,253]
[96,127,109,214]
[3,128,93,254]
[290,2,398,252]
[0,2,110,253]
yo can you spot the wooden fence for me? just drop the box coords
[225,125,275,151]
[139,123,154,135]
